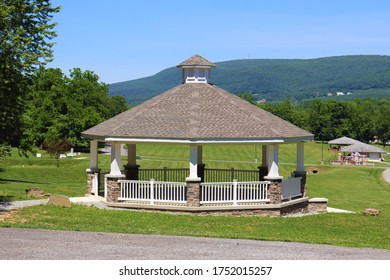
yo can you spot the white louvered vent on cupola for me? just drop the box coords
[177,54,216,84]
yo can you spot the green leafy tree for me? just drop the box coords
[375,100,390,147]
[307,100,333,141]
[44,137,71,167]
[0,0,59,155]
[348,99,376,143]
[260,100,309,131]
[237,93,255,104]
[21,67,128,149]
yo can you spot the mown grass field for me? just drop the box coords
[1,142,389,249]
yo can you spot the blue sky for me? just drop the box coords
[48,0,390,84]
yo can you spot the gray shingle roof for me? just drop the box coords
[82,83,313,142]
[177,54,216,68]
[328,136,362,145]
[341,143,386,153]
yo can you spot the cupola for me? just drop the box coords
[177,54,216,84]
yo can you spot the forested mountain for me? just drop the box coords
[109,55,390,104]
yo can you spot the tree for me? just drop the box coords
[375,100,390,147]
[307,100,333,141]
[0,0,59,154]
[44,137,71,167]
[21,67,129,149]
[0,144,12,160]
[237,93,255,104]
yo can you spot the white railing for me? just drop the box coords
[201,180,270,205]
[119,180,187,205]
[282,176,302,200]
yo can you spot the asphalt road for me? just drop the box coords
[1,228,389,260]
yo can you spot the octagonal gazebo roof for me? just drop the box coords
[82,55,313,144]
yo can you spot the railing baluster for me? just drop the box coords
[150,179,155,205]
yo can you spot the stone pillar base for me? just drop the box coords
[124,164,140,180]
[86,168,100,195]
[267,179,283,204]
[292,170,307,197]
[186,180,201,207]
[105,174,125,202]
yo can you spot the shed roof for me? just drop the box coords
[341,143,386,153]
[328,136,362,145]
[82,82,313,143]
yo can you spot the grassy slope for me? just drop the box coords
[1,142,390,249]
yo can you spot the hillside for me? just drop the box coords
[109,55,390,104]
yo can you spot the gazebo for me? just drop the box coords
[81,54,321,216]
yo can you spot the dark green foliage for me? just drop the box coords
[0,0,59,152]
[21,68,128,150]
[110,55,390,105]
[255,98,390,144]
[0,144,12,160]
[258,100,310,130]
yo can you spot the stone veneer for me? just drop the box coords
[86,169,100,195]
[308,198,328,213]
[106,175,125,203]
[106,198,311,217]
[186,180,201,207]
[268,179,282,204]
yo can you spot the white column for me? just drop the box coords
[110,142,122,176]
[88,140,99,171]
[186,145,201,181]
[297,142,305,172]
[264,144,283,179]
[127,144,137,165]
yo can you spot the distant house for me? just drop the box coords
[336,92,345,96]
[326,93,333,97]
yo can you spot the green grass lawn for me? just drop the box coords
[1,142,390,250]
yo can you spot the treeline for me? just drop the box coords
[257,98,390,146]
[0,1,128,158]
[20,68,128,151]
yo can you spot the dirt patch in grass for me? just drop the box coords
[0,209,28,224]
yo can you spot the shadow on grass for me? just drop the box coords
[0,178,47,185]
[0,195,13,203]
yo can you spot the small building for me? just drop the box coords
[341,143,385,162]
[328,136,362,150]
[81,54,322,216]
